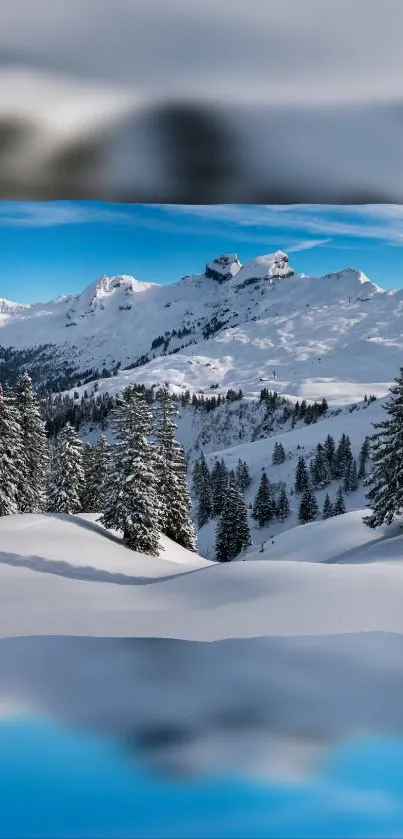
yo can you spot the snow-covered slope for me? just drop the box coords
[2,512,403,778]
[191,394,381,557]
[0,250,400,404]
[2,509,403,641]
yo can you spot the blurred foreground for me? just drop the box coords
[0,512,403,837]
[1,716,403,838]
[1,0,403,202]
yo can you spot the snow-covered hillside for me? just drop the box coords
[0,510,402,640]
[0,249,401,404]
[188,393,382,558]
[2,512,403,779]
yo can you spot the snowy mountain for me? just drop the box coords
[0,249,399,405]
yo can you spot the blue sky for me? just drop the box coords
[1,202,403,302]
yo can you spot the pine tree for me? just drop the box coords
[344,458,359,493]
[211,459,228,516]
[81,443,95,511]
[15,372,49,512]
[322,493,333,519]
[298,486,318,524]
[197,452,212,528]
[154,388,196,551]
[0,385,23,516]
[295,455,309,494]
[333,433,353,479]
[276,486,290,522]
[236,459,251,490]
[324,434,336,471]
[358,436,371,480]
[81,435,110,512]
[228,468,237,486]
[235,483,252,556]
[333,486,346,516]
[364,369,403,528]
[101,390,160,554]
[192,456,203,496]
[272,442,286,465]
[215,480,251,561]
[310,443,331,489]
[252,470,275,527]
[48,423,84,514]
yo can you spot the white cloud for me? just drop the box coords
[157,204,403,246]
[286,239,331,253]
[1,201,403,259]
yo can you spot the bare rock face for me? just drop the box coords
[205,254,242,283]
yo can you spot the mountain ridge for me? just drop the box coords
[0,249,398,405]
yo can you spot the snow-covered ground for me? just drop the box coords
[1,512,403,777]
[0,511,403,640]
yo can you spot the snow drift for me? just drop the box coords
[1,512,403,777]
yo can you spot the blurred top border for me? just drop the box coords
[1,0,403,204]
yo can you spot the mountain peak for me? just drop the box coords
[94,274,155,296]
[235,251,295,284]
[320,268,384,294]
[205,254,242,283]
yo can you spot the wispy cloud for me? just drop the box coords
[0,202,128,227]
[157,204,403,246]
[2,201,403,255]
[286,238,331,253]
[0,202,328,254]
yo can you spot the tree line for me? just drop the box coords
[192,429,372,560]
[294,433,370,523]
[192,452,291,561]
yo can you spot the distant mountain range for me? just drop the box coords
[0,250,399,404]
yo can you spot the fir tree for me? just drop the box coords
[333,486,346,516]
[310,443,331,489]
[236,459,251,490]
[276,486,290,522]
[154,387,196,551]
[252,470,275,527]
[324,434,336,471]
[272,442,286,465]
[333,433,353,479]
[196,451,212,527]
[15,372,49,512]
[211,459,228,516]
[358,436,371,480]
[298,486,318,524]
[364,369,403,528]
[48,423,84,514]
[228,468,237,486]
[344,458,359,493]
[192,456,202,496]
[0,385,23,516]
[81,443,95,511]
[294,455,309,494]
[215,480,251,561]
[101,390,160,554]
[322,492,333,519]
[81,434,110,512]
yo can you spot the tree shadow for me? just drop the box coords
[46,513,125,547]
